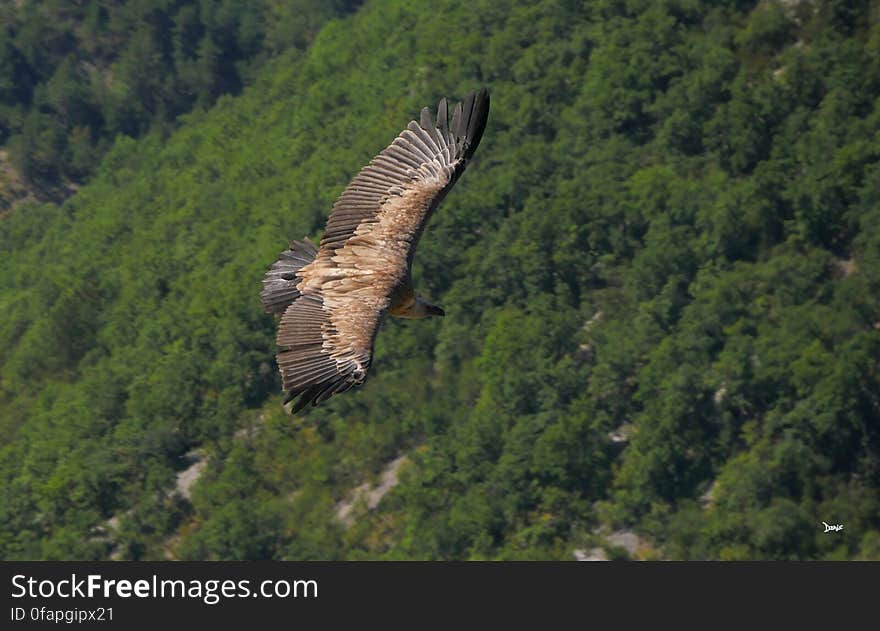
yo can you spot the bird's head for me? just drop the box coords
[425,303,445,318]
[417,295,445,318]
[401,295,445,319]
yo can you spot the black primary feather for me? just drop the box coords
[260,238,318,314]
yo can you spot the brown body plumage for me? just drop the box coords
[261,89,490,412]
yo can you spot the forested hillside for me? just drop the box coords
[0,0,356,208]
[2,0,879,560]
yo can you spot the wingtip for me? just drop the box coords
[443,87,490,161]
[462,87,490,159]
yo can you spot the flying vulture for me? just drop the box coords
[261,88,490,412]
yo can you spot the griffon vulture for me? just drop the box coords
[261,88,490,412]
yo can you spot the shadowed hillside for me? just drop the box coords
[1,0,879,560]
[0,0,359,209]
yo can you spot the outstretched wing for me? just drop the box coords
[318,87,490,258]
[274,88,490,413]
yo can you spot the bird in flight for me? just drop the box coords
[261,88,490,412]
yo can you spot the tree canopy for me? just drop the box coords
[0,0,358,206]
[1,0,879,560]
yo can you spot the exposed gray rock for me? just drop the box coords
[336,455,409,527]
[700,480,717,509]
[574,548,608,561]
[607,530,646,557]
[175,450,206,501]
[608,423,634,444]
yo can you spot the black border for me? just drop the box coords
[2,561,876,626]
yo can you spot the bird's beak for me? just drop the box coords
[427,305,445,317]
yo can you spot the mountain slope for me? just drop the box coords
[1,0,879,560]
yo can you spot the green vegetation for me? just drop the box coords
[2,0,879,560]
[0,0,356,205]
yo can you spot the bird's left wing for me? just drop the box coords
[317,87,490,259]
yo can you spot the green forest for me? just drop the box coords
[0,0,357,207]
[1,0,879,560]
